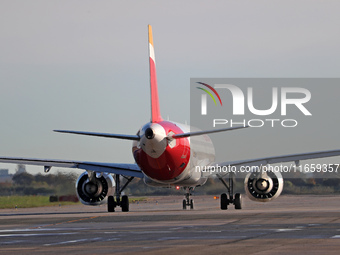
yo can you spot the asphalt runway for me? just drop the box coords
[0,195,340,255]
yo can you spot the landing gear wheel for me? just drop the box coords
[217,173,243,210]
[182,187,195,210]
[111,174,134,213]
[234,193,242,209]
[220,193,229,210]
[108,196,116,212]
[190,199,194,210]
[121,195,129,212]
[183,199,187,210]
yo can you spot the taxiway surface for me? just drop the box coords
[0,195,340,255]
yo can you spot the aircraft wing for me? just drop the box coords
[210,149,340,174]
[0,157,143,178]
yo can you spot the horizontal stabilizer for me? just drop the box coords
[54,130,140,141]
[170,126,248,139]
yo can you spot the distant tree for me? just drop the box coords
[12,172,34,186]
[323,178,340,187]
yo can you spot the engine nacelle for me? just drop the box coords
[244,170,283,202]
[76,172,114,206]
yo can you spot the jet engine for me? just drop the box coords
[244,170,283,202]
[76,172,114,206]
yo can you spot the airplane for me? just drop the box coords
[1,25,340,212]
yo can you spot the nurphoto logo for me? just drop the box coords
[197,82,312,128]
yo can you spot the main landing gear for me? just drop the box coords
[107,174,134,212]
[217,173,242,210]
[183,187,194,210]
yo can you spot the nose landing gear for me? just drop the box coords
[182,187,194,210]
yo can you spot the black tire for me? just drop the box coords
[234,193,242,210]
[108,196,116,212]
[121,195,129,212]
[183,199,187,210]
[220,193,228,210]
[190,199,194,210]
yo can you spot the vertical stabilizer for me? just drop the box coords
[148,25,163,123]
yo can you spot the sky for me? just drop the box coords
[1,0,340,174]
